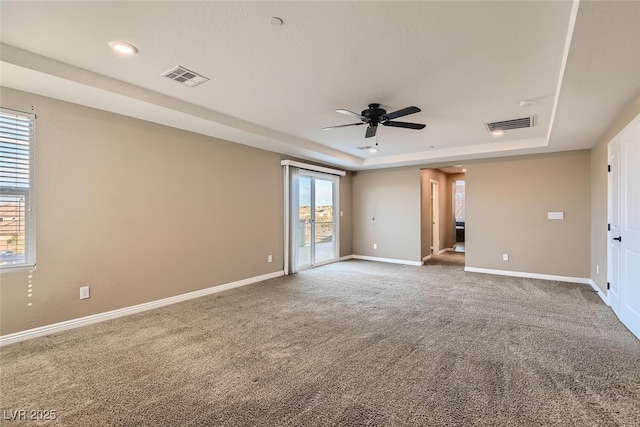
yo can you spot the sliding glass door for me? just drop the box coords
[297,173,337,269]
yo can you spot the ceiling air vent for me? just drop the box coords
[161,66,209,87]
[485,116,535,133]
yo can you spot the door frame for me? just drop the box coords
[430,179,439,254]
[296,170,340,271]
[282,160,345,275]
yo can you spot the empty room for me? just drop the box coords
[1,1,639,426]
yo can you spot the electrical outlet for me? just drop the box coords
[503,254,509,261]
[80,286,90,300]
[267,255,273,263]
[596,265,600,274]
[373,243,377,250]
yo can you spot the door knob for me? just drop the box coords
[613,236,622,242]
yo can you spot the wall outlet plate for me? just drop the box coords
[503,254,509,261]
[80,286,90,300]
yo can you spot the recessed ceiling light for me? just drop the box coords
[491,130,504,136]
[269,17,284,26]
[109,41,138,56]
[369,146,378,153]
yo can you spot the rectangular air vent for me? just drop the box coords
[161,66,209,87]
[485,116,535,133]
[357,145,374,150]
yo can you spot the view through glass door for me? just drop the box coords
[297,173,337,269]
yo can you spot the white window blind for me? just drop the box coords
[0,108,35,269]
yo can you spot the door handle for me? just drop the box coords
[613,236,622,242]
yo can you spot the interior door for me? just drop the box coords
[297,172,337,269]
[609,113,640,339]
[608,137,622,315]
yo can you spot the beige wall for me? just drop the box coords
[589,93,640,294]
[465,151,591,278]
[0,88,352,335]
[339,172,353,257]
[352,168,421,262]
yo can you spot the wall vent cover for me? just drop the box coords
[357,145,375,150]
[485,116,535,133]
[161,66,209,87]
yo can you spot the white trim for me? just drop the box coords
[423,254,432,262]
[280,160,346,177]
[0,270,285,346]
[438,247,454,255]
[353,255,423,267]
[339,255,354,262]
[464,266,589,284]
[546,0,580,145]
[589,279,610,306]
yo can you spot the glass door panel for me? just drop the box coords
[314,178,335,264]
[297,176,312,268]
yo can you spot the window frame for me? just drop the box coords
[0,107,36,271]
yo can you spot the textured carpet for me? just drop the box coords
[1,259,639,426]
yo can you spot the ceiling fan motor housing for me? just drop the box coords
[362,103,386,125]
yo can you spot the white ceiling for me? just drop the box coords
[1,1,639,170]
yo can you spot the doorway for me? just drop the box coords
[297,172,338,269]
[454,180,466,253]
[430,180,439,254]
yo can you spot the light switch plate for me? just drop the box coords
[548,212,564,220]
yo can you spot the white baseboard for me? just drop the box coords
[0,270,285,347]
[438,248,454,255]
[464,266,590,285]
[352,255,423,266]
[589,279,610,306]
[422,255,432,262]
[339,255,354,262]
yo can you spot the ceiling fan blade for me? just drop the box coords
[322,123,365,130]
[336,109,368,121]
[381,106,421,121]
[365,124,377,138]
[382,121,426,130]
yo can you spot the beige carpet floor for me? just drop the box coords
[1,259,639,426]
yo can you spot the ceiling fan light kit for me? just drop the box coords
[323,103,426,139]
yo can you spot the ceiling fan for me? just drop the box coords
[322,103,426,138]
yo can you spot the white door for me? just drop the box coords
[608,137,622,314]
[609,113,640,339]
